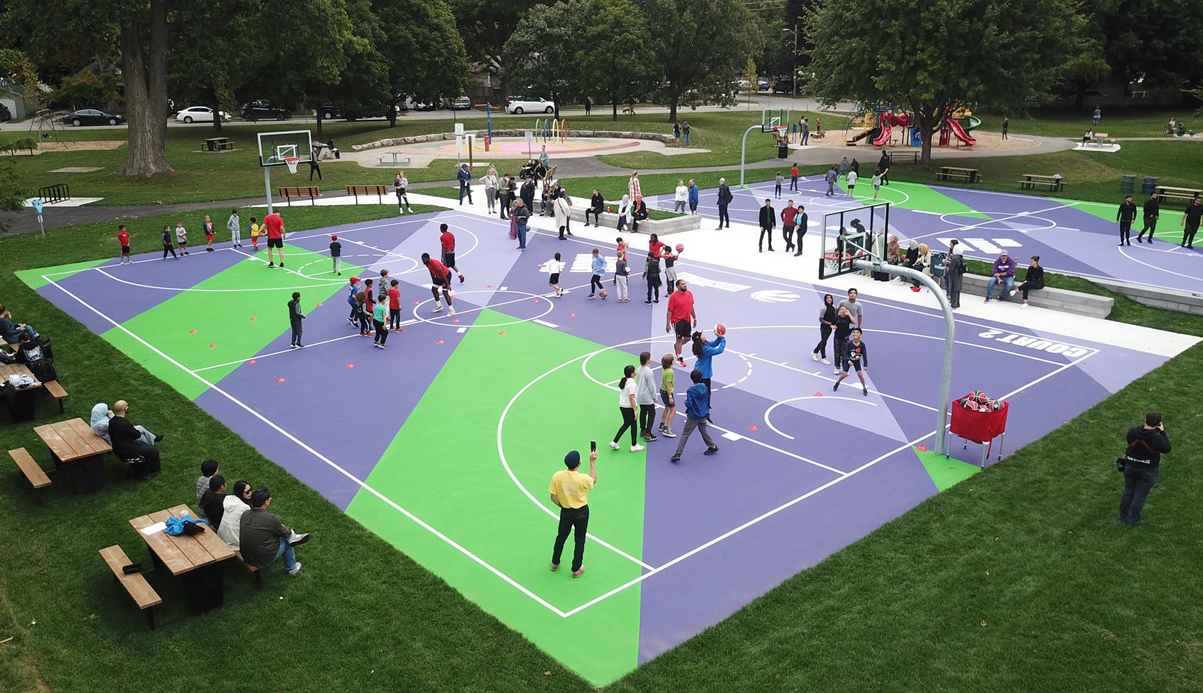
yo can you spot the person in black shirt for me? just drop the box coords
[630,197,648,232]
[716,178,733,229]
[877,151,891,185]
[161,225,178,260]
[758,198,775,252]
[1009,255,1045,308]
[201,475,228,529]
[831,305,853,375]
[1116,195,1137,246]
[586,189,605,226]
[832,328,869,396]
[108,400,162,479]
[1181,197,1202,248]
[288,292,305,348]
[520,178,536,211]
[811,293,836,364]
[1118,411,1171,525]
[1136,193,1160,243]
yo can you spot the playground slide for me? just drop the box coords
[965,115,982,132]
[947,119,977,146]
[847,126,881,144]
[872,124,892,146]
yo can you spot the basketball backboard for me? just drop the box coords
[761,108,792,134]
[819,201,890,279]
[257,130,314,168]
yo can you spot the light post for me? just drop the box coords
[783,24,798,102]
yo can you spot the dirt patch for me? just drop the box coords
[1,140,126,156]
[797,130,1038,154]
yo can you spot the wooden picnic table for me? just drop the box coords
[1154,185,1202,202]
[130,504,234,614]
[1,363,41,422]
[1020,173,1065,192]
[202,136,233,152]
[937,166,980,183]
[34,417,112,493]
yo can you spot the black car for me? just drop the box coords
[771,79,795,95]
[239,100,290,121]
[0,103,10,121]
[60,108,125,126]
[317,104,397,121]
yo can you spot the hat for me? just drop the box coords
[331,234,338,241]
[350,276,360,283]
[1000,249,1009,255]
[564,451,581,469]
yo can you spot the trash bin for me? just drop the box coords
[1120,174,1135,193]
[1141,176,1157,195]
[777,143,788,158]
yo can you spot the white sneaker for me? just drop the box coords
[821,358,831,365]
[288,562,303,576]
[1020,303,1028,309]
[811,352,819,362]
[609,441,620,450]
[630,444,645,452]
[432,302,445,313]
[833,367,839,375]
[447,305,457,316]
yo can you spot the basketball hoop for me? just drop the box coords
[823,251,850,276]
[284,157,300,174]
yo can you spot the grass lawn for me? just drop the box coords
[974,107,1201,138]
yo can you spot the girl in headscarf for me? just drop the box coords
[910,242,931,291]
[616,194,631,232]
[886,235,901,265]
[811,293,836,364]
[904,239,920,269]
[90,402,159,446]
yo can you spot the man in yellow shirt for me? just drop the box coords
[549,448,597,578]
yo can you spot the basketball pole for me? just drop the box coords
[264,165,274,215]
[738,125,760,188]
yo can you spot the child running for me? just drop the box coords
[175,220,189,255]
[372,293,390,349]
[658,354,677,438]
[161,225,178,260]
[117,224,131,264]
[541,252,565,298]
[439,223,466,283]
[250,217,260,251]
[589,248,605,298]
[202,214,215,252]
[329,235,342,275]
[422,253,457,315]
[833,328,869,396]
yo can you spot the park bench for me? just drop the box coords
[1020,174,1065,192]
[345,184,391,205]
[99,545,162,630]
[885,150,919,164]
[1082,132,1111,147]
[8,447,51,504]
[937,166,981,183]
[233,550,263,590]
[961,274,1113,318]
[43,379,68,413]
[277,186,322,206]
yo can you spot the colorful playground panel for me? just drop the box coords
[20,210,1173,685]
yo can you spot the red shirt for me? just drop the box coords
[117,231,129,247]
[263,213,284,239]
[781,206,799,226]
[649,240,665,258]
[388,287,401,310]
[426,259,451,281]
[667,290,694,324]
[440,231,455,253]
[791,166,799,178]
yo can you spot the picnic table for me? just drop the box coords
[130,504,235,614]
[1154,185,1202,203]
[202,136,233,152]
[34,417,112,493]
[1020,174,1065,192]
[937,166,980,183]
[1,363,41,422]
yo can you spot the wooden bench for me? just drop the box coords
[43,379,67,413]
[99,545,162,630]
[8,447,51,503]
[345,184,391,205]
[937,167,981,183]
[1020,174,1065,192]
[234,550,263,590]
[277,186,321,206]
[885,150,920,164]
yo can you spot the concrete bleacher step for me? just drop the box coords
[959,274,1114,318]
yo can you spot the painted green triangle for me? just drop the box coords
[913,447,980,492]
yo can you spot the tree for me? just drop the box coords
[577,0,655,120]
[807,0,1083,164]
[448,0,552,95]
[502,1,582,120]
[120,0,173,177]
[299,0,389,137]
[168,1,257,134]
[373,0,469,126]
[644,0,756,122]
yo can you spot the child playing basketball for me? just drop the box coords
[202,214,215,252]
[439,223,466,283]
[589,248,605,298]
[541,252,565,297]
[250,217,260,251]
[659,354,677,438]
[175,221,189,255]
[422,253,457,315]
[833,328,869,396]
[117,224,130,264]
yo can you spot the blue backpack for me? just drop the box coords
[165,514,208,536]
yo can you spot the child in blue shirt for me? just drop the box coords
[589,248,606,298]
[670,369,718,463]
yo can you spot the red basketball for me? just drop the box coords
[675,243,684,253]
[715,322,726,336]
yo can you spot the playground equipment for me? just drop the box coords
[533,118,568,144]
[27,108,70,147]
[845,107,914,147]
[939,106,979,147]
[872,111,910,146]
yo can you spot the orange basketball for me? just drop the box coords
[715,322,727,336]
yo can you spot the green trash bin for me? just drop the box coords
[1141,176,1157,195]
[1120,174,1135,193]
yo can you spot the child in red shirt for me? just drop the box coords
[202,214,215,252]
[422,253,456,315]
[117,224,131,264]
[388,280,402,331]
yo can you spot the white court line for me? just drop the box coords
[904,202,1079,243]
[193,333,364,372]
[40,275,571,618]
[1119,246,1203,284]
[763,396,877,441]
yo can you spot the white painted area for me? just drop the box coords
[24,196,104,207]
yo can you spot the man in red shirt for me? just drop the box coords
[438,223,466,283]
[665,278,697,367]
[790,164,799,192]
[422,253,456,315]
[117,224,131,265]
[262,212,286,268]
[387,279,402,331]
[780,200,799,253]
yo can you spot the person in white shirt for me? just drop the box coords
[554,189,572,240]
[616,194,631,232]
[226,209,242,248]
[540,252,565,297]
[673,179,688,214]
[482,167,499,213]
[609,365,644,452]
[217,480,253,550]
[846,169,858,197]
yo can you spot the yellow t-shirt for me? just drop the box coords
[251,223,261,238]
[549,469,594,509]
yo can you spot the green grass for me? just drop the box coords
[974,107,1201,138]
[2,187,1203,691]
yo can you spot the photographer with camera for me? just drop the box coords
[1117,411,1171,526]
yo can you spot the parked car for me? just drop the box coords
[505,96,554,115]
[757,79,770,91]
[317,104,398,121]
[771,79,794,95]
[60,108,125,126]
[238,100,290,121]
[445,96,472,110]
[403,96,437,111]
[0,103,10,121]
[175,106,232,123]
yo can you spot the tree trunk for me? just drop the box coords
[121,0,172,178]
[612,98,618,121]
[668,88,679,123]
[211,90,223,133]
[1073,81,1086,110]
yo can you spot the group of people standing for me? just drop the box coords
[1116,193,1201,248]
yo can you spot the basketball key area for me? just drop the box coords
[18,209,1177,685]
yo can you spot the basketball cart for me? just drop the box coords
[948,395,1009,467]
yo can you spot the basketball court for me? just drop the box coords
[18,202,1183,685]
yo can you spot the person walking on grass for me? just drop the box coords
[642,251,662,304]
[759,198,776,252]
[589,248,606,299]
[610,365,645,452]
[670,369,718,463]
[422,253,456,315]
[1117,411,1170,526]
[227,209,243,248]
[263,211,286,268]
[673,120,681,146]
[682,120,691,146]
[667,279,696,366]
[1137,193,1160,243]
[716,178,733,229]
[781,200,799,253]
[1117,195,1137,247]
[846,168,858,198]
[774,172,784,199]
[541,252,565,298]
[790,163,799,191]
[287,292,305,348]
[202,214,215,252]
[1181,196,1202,249]
[439,224,466,283]
[636,351,658,443]
[117,224,131,265]
[329,235,342,275]
[832,328,869,396]
[457,163,473,205]
[549,449,597,579]
[658,354,677,438]
[161,225,179,260]
[175,220,189,255]
[372,292,389,349]
[812,293,836,364]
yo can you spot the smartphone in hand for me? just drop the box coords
[590,440,597,452]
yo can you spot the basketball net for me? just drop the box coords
[284,157,300,174]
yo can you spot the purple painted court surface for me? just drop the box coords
[647,179,1203,296]
[27,210,1168,675]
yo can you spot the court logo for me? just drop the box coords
[751,289,800,304]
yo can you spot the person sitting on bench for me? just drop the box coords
[631,196,649,232]
[586,189,605,226]
[1082,128,1094,144]
[91,402,161,448]
[14,333,56,383]
[0,304,39,344]
[108,400,163,480]
[217,480,253,550]
[239,487,311,575]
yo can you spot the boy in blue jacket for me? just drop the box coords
[670,369,719,463]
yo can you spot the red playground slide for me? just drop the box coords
[946,118,977,146]
[872,111,909,146]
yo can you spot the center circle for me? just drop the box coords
[410,289,555,327]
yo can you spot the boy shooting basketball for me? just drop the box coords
[833,328,869,396]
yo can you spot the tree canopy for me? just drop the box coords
[576,0,656,120]
[501,0,581,120]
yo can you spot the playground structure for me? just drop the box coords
[940,106,980,147]
[27,108,71,147]
[534,117,569,144]
[843,105,981,148]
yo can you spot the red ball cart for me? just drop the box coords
[948,395,1009,467]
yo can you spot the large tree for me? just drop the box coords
[807,0,1084,163]
[168,1,257,133]
[448,0,551,95]
[502,0,581,120]
[374,0,468,126]
[1083,0,1203,100]
[119,0,173,177]
[644,0,756,122]
[577,0,655,120]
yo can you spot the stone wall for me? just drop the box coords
[351,130,674,152]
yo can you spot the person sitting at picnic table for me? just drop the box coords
[90,401,161,448]
[1082,128,1094,144]
[201,475,228,529]
[107,400,162,480]
[0,304,39,344]
[239,487,310,575]
[217,480,253,550]
[13,332,56,383]
[985,250,1017,302]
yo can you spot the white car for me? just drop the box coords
[175,106,232,124]
[505,96,555,115]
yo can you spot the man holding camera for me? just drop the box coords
[549,448,597,578]
[1118,411,1171,526]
